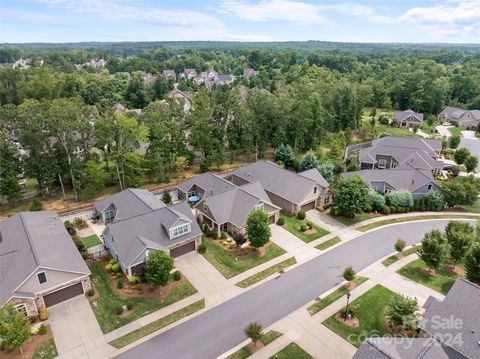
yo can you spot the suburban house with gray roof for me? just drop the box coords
[0,212,91,316]
[176,172,236,202]
[354,278,480,359]
[359,136,443,176]
[102,202,202,277]
[393,109,424,128]
[180,69,197,80]
[167,88,193,112]
[230,161,331,214]
[94,188,166,224]
[438,106,480,128]
[162,69,176,80]
[341,168,439,198]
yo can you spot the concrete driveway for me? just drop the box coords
[48,295,113,359]
[436,124,453,138]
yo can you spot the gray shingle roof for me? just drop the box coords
[420,278,480,359]
[371,136,442,154]
[232,161,329,205]
[106,202,202,266]
[393,109,424,122]
[176,173,236,198]
[440,106,480,121]
[0,211,90,305]
[94,188,166,221]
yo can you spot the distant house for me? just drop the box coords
[341,168,439,198]
[75,58,107,71]
[143,72,157,85]
[176,172,236,202]
[167,88,193,112]
[94,188,166,224]
[393,109,423,128]
[181,69,197,80]
[0,63,14,69]
[216,74,234,85]
[354,278,480,359]
[358,136,443,176]
[162,69,176,80]
[103,202,202,276]
[438,106,480,128]
[0,212,91,315]
[231,161,331,214]
[243,68,258,77]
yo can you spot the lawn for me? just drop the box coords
[225,331,283,359]
[109,299,205,349]
[397,258,462,295]
[279,212,329,243]
[82,234,102,248]
[235,257,296,288]
[202,238,286,279]
[381,246,420,267]
[322,284,402,347]
[88,262,197,333]
[269,343,311,359]
[464,198,480,213]
[32,338,58,359]
[448,126,467,137]
[375,123,419,138]
[307,276,368,316]
[329,212,378,226]
[315,236,341,251]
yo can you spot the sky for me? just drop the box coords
[1,0,479,44]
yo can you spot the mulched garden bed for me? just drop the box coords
[335,313,360,328]
[1,324,54,359]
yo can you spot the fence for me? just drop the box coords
[344,141,372,160]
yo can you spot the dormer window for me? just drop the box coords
[105,210,115,223]
[314,187,317,194]
[37,272,47,284]
[170,223,191,239]
[255,203,264,212]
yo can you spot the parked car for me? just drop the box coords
[442,121,452,126]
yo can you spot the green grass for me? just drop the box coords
[225,331,283,359]
[382,246,420,267]
[308,276,368,316]
[329,212,378,226]
[32,338,58,359]
[464,198,480,213]
[235,257,296,288]
[315,236,341,251]
[322,284,402,347]
[109,299,205,349]
[81,234,102,248]
[269,343,311,359]
[357,214,476,232]
[448,126,467,137]
[397,258,463,295]
[88,262,197,333]
[202,238,286,279]
[279,212,329,243]
[375,123,419,138]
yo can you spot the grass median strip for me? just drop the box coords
[307,276,368,316]
[225,330,283,359]
[109,299,205,349]
[357,215,476,232]
[381,245,420,267]
[235,257,297,288]
[315,236,341,251]
[268,342,312,359]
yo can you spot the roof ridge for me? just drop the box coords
[126,188,157,210]
[368,339,399,359]
[18,213,40,267]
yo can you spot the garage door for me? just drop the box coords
[43,282,84,307]
[268,215,276,224]
[301,201,316,211]
[170,241,196,257]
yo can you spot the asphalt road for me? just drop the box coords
[116,220,472,359]
[459,137,480,171]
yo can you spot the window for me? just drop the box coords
[254,203,264,212]
[222,223,228,231]
[170,223,191,239]
[378,159,387,169]
[105,210,115,223]
[427,184,432,191]
[314,187,317,194]
[15,304,28,317]
[37,272,47,284]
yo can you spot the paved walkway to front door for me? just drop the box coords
[48,295,114,359]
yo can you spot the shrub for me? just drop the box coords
[30,198,43,211]
[297,210,306,220]
[277,217,285,226]
[116,272,122,279]
[111,263,120,272]
[30,316,38,323]
[39,307,49,321]
[173,270,181,281]
[73,217,87,229]
[87,288,95,297]
[424,190,444,212]
[117,278,123,289]
[454,147,470,165]
[300,224,307,232]
[382,205,391,215]
[363,204,372,213]
[232,232,247,247]
[386,190,413,209]
[64,221,76,235]
[126,302,133,311]
[198,242,207,254]
[129,275,141,284]
[379,132,391,138]
[367,191,386,212]
[220,232,227,239]
[116,306,124,315]
[306,221,314,229]
[162,191,172,204]
[109,258,116,265]
[105,263,113,272]
[38,324,47,335]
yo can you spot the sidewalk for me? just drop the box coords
[268,225,319,263]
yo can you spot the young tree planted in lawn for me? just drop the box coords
[418,229,449,273]
[453,147,470,165]
[465,155,478,173]
[445,221,474,268]
[333,176,369,217]
[449,135,461,149]
[343,266,356,286]
[0,304,30,354]
[244,322,263,349]
[145,250,174,290]
[465,242,480,285]
[386,295,419,330]
[246,210,271,250]
[394,239,406,257]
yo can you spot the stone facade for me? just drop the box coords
[7,297,38,317]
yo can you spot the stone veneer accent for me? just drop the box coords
[7,297,38,317]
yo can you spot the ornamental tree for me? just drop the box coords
[274,144,295,168]
[343,266,356,286]
[246,210,271,249]
[145,250,174,289]
[453,147,470,165]
[299,152,318,172]
[333,176,369,217]
[465,155,478,173]
[386,295,419,329]
[465,243,480,285]
[418,229,449,273]
[244,322,263,348]
[0,304,30,353]
[394,239,406,257]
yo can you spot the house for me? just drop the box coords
[438,106,480,128]
[0,212,91,316]
[341,168,440,198]
[354,278,480,359]
[0,63,14,69]
[194,69,218,85]
[94,188,166,224]
[359,136,443,176]
[176,172,236,202]
[181,69,197,80]
[215,74,234,85]
[162,69,176,80]
[230,161,331,214]
[393,109,424,128]
[167,88,193,112]
[143,72,157,85]
[103,202,202,277]
[243,68,258,77]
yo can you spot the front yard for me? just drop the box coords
[322,284,404,347]
[279,212,329,243]
[269,343,311,359]
[329,211,379,226]
[202,238,286,278]
[88,262,197,333]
